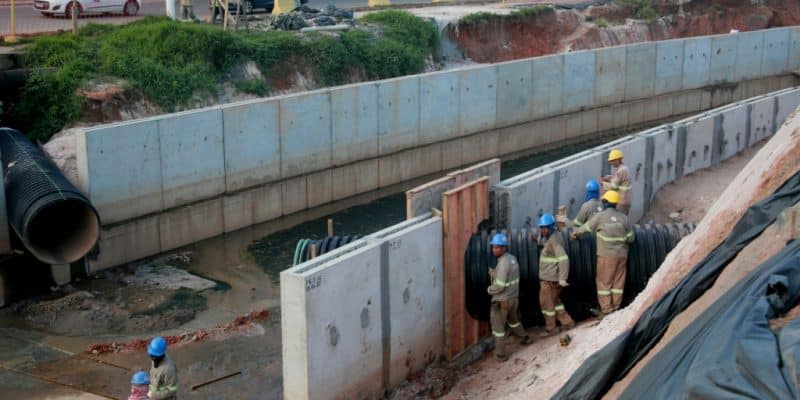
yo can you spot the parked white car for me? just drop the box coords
[33,0,140,18]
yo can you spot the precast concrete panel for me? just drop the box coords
[330,84,379,165]
[624,43,656,101]
[554,152,603,220]
[332,159,380,201]
[594,46,626,106]
[683,116,715,176]
[682,37,712,90]
[791,28,800,70]
[282,176,307,215]
[718,104,748,161]
[307,169,333,208]
[419,71,459,145]
[532,54,564,118]
[776,89,800,130]
[378,77,420,155]
[709,35,738,84]
[159,198,224,251]
[761,28,791,76]
[281,241,383,400]
[76,120,163,224]
[596,136,647,222]
[382,218,443,386]
[222,99,281,192]
[459,66,497,136]
[280,91,332,177]
[563,51,596,112]
[656,39,685,95]
[496,60,534,126]
[158,109,225,209]
[735,30,765,81]
[499,168,556,229]
[749,96,775,145]
[88,216,161,272]
[641,127,676,205]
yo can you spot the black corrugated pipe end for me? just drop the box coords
[0,127,100,265]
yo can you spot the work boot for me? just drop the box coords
[493,336,507,361]
[519,335,533,345]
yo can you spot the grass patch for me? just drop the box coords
[510,5,553,18]
[460,5,554,25]
[596,17,609,28]
[460,11,499,25]
[615,0,658,22]
[7,12,436,142]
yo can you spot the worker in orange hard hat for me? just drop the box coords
[571,190,634,316]
[601,149,632,216]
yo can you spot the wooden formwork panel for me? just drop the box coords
[442,177,489,359]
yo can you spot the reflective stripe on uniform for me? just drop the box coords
[573,219,584,227]
[554,304,565,311]
[508,322,521,328]
[542,309,556,316]
[597,290,611,296]
[612,184,632,191]
[540,255,569,263]
[596,231,634,242]
[493,278,519,287]
[611,288,624,294]
[493,330,505,337]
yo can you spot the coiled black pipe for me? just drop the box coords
[293,235,363,265]
[465,223,696,326]
[0,128,100,264]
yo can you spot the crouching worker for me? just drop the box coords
[488,233,532,361]
[537,214,575,336]
[129,371,150,400]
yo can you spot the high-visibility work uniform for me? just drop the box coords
[573,198,603,228]
[488,253,527,358]
[538,233,575,332]
[581,208,634,313]
[603,164,632,215]
[149,355,178,400]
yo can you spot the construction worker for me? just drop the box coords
[571,191,634,315]
[180,0,195,21]
[148,337,178,400]
[601,149,632,215]
[573,179,603,228]
[487,233,532,361]
[537,214,575,336]
[128,371,150,400]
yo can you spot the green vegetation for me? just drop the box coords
[460,5,553,25]
[596,17,609,28]
[616,0,658,22]
[8,11,438,142]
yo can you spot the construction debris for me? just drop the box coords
[253,5,355,31]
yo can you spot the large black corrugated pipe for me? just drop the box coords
[0,128,100,264]
[293,235,363,265]
[465,223,696,326]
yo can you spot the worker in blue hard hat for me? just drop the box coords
[573,179,603,228]
[537,214,575,336]
[147,337,179,400]
[487,232,532,361]
[128,371,150,400]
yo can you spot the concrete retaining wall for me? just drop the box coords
[281,214,442,400]
[74,27,800,271]
[494,87,800,229]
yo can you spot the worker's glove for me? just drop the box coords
[570,232,580,240]
[559,280,569,287]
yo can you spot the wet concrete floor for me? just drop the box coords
[0,133,622,399]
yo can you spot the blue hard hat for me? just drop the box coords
[131,371,150,386]
[538,213,555,227]
[586,179,600,192]
[148,337,167,357]
[489,233,509,246]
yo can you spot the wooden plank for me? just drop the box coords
[442,177,490,359]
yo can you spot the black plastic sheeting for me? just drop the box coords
[619,240,800,399]
[554,171,800,400]
[293,235,363,265]
[464,224,696,327]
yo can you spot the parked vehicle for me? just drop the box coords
[34,0,140,18]
[208,0,274,16]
